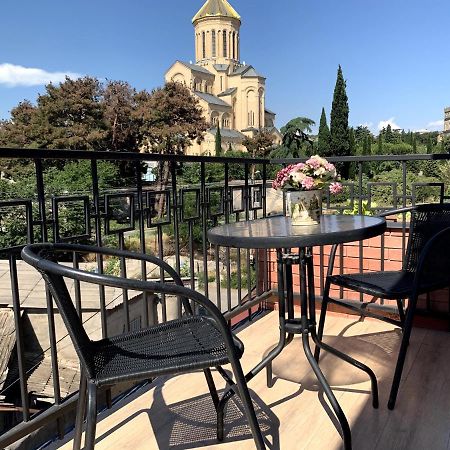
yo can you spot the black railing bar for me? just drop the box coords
[72,252,82,317]
[135,161,149,328]
[237,247,242,302]
[156,225,167,323]
[222,290,273,321]
[319,246,325,296]
[214,244,222,312]
[169,161,182,318]
[118,233,130,333]
[0,147,266,164]
[9,255,30,422]
[35,159,63,411]
[262,163,268,218]
[0,392,79,449]
[200,162,209,301]
[91,159,108,338]
[271,153,450,164]
[188,221,196,292]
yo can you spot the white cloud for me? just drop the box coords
[0,63,81,87]
[378,117,401,131]
[426,119,444,130]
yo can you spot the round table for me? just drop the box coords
[208,214,386,249]
[208,215,386,450]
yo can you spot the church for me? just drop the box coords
[165,0,281,155]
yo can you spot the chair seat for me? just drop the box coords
[328,271,416,299]
[90,316,243,387]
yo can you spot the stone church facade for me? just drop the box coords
[165,0,281,155]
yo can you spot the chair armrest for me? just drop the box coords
[377,206,415,218]
[22,243,192,312]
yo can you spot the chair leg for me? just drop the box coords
[230,361,265,450]
[388,297,416,410]
[204,368,220,409]
[396,298,406,328]
[83,382,98,450]
[266,360,273,388]
[314,278,331,362]
[203,368,224,441]
[73,370,87,450]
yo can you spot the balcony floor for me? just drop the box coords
[46,311,450,450]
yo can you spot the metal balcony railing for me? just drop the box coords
[0,148,449,448]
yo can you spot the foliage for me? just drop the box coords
[180,162,224,185]
[220,266,256,289]
[330,65,350,174]
[44,160,120,195]
[372,168,440,205]
[442,136,450,153]
[354,126,373,145]
[317,108,331,156]
[242,130,275,180]
[343,200,375,216]
[136,81,208,156]
[242,130,275,159]
[280,117,315,158]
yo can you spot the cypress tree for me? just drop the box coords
[426,136,433,154]
[318,107,332,156]
[330,65,350,177]
[378,135,382,154]
[412,134,417,153]
[349,127,356,154]
[215,123,222,156]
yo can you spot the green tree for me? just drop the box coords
[330,65,350,177]
[277,117,315,158]
[412,134,417,153]
[135,81,208,207]
[103,80,139,152]
[242,130,275,179]
[317,108,331,156]
[36,77,108,150]
[354,125,373,146]
[215,123,222,156]
[377,135,382,154]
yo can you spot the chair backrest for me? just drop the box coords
[413,226,450,293]
[22,246,96,378]
[404,203,450,273]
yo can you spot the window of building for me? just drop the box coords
[232,32,236,59]
[202,32,206,59]
[212,30,216,57]
[223,30,227,57]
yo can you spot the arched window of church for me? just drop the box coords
[232,32,236,59]
[202,32,206,59]
[212,30,216,57]
[223,30,227,57]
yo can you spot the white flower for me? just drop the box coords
[314,167,326,177]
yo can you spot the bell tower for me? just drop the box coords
[193,0,241,66]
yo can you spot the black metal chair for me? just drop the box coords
[314,204,450,409]
[21,243,265,450]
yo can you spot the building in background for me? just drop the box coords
[165,0,281,155]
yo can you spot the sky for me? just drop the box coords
[0,0,448,134]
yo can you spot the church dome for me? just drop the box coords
[192,0,241,24]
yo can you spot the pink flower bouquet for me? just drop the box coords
[272,155,343,194]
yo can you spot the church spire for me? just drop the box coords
[193,0,241,65]
[192,0,241,24]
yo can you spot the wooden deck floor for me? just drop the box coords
[46,311,450,450]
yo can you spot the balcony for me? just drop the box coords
[1,149,450,449]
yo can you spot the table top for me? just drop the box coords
[208,215,386,249]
